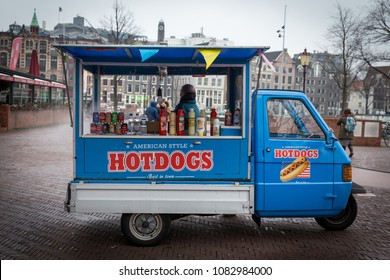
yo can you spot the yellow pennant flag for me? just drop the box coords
[198,49,221,69]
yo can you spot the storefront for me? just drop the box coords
[0,66,66,106]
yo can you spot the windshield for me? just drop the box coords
[267,98,325,139]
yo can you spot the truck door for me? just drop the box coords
[262,97,333,213]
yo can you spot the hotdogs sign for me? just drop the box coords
[108,150,214,172]
[275,148,319,182]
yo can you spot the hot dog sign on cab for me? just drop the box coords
[107,142,214,173]
[274,148,319,182]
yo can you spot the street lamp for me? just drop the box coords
[300,48,310,93]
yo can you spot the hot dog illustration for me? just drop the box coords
[280,156,309,182]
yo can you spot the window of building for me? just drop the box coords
[0,52,8,66]
[39,55,46,72]
[102,90,107,103]
[50,56,57,69]
[39,41,47,54]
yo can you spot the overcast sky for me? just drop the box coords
[0,0,368,55]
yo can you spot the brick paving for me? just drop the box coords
[0,123,389,260]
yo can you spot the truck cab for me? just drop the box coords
[56,44,360,246]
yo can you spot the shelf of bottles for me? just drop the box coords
[89,106,242,137]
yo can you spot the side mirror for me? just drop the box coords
[326,128,335,145]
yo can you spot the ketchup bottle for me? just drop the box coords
[177,109,185,135]
[159,108,167,135]
[210,108,217,136]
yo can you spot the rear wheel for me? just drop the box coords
[315,195,357,230]
[121,213,171,246]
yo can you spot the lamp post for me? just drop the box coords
[300,48,310,94]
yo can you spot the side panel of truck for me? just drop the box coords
[253,91,351,217]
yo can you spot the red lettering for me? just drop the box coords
[108,152,125,172]
[155,152,169,171]
[125,152,141,172]
[274,149,282,158]
[140,152,153,171]
[170,151,186,171]
[201,151,213,170]
[186,151,200,171]
[108,150,215,173]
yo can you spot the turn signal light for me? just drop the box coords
[343,164,352,182]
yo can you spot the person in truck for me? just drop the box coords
[174,84,200,127]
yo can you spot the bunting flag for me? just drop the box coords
[258,50,276,72]
[198,49,221,70]
[139,49,159,62]
[10,37,22,70]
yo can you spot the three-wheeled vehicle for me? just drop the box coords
[56,44,364,246]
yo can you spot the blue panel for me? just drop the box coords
[76,137,249,181]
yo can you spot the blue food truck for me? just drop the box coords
[56,44,364,246]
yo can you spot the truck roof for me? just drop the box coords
[54,44,270,75]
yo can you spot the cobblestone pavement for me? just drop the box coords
[0,123,389,260]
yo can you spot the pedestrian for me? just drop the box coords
[174,84,200,129]
[145,101,159,121]
[337,108,356,157]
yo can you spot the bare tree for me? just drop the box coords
[324,4,366,112]
[360,71,376,114]
[100,0,140,111]
[100,0,140,44]
[361,0,390,80]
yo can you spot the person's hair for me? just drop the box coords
[344,108,352,115]
[180,84,196,101]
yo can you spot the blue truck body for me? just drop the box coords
[56,44,358,246]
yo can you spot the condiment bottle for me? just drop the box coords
[159,108,167,135]
[177,109,185,136]
[188,108,195,136]
[210,108,217,136]
[224,108,232,126]
[169,111,176,135]
[233,107,241,126]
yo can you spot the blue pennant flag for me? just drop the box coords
[139,49,159,62]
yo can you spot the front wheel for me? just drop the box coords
[121,213,171,246]
[315,195,357,231]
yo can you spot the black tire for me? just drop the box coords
[121,213,171,246]
[315,195,357,231]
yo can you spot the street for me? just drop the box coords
[0,123,389,260]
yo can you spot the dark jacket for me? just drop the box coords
[337,115,354,140]
[174,93,200,129]
[145,101,159,121]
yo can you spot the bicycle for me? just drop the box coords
[382,122,390,147]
